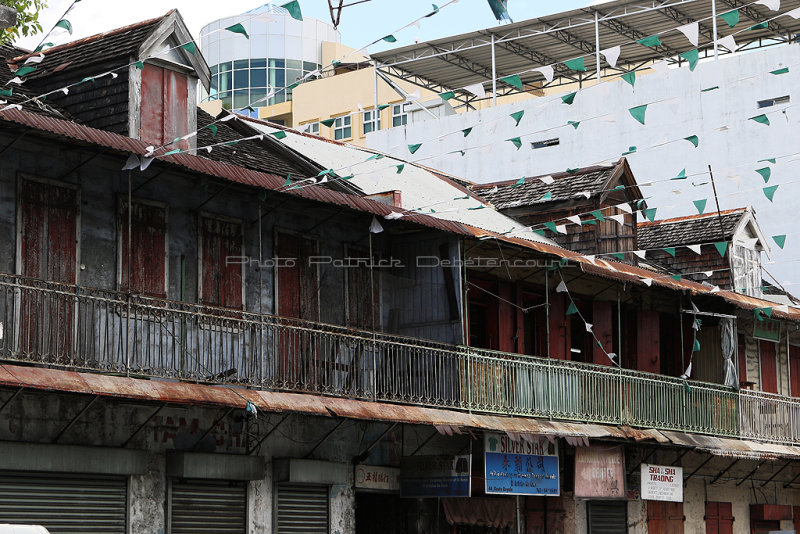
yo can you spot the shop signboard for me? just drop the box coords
[641,464,683,502]
[754,318,781,342]
[574,445,626,498]
[355,464,401,492]
[483,433,559,496]
[400,455,471,498]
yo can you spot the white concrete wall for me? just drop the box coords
[367,44,800,286]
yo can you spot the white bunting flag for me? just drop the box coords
[600,46,621,68]
[710,285,721,293]
[717,34,738,52]
[756,0,780,10]
[539,175,555,185]
[787,6,800,18]
[739,237,759,250]
[122,154,140,170]
[585,255,596,265]
[24,53,45,65]
[60,87,69,95]
[385,212,404,220]
[609,214,626,226]
[775,304,790,314]
[567,215,582,225]
[556,224,567,234]
[220,114,236,122]
[680,361,693,379]
[677,22,699,46]
[617,202,633,214]
[556,281,568,293]
[641,278,653,286]
[634,250,647,259]
[585,323,593,333]
[534,65,554,83]
[369,216,384,234]
[139,157,154,171]
[687,244,702,254]
[578,191,591,199]
[145,145,155,156]
[6,77,23,85]
[702,271,714,277]
[463,82,486,98]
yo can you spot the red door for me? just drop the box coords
[18,178,78,362]
[199,216,243,309]
[119,200,167,297]
[276,232,319,387]
[647,501,684,534]
[705,502,733,534]
[760,340,778,393]
[140,64,189,149]
[790,346,800,397]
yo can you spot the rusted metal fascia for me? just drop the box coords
[52,395,100,444]
[191,407,235,451]
[248,413,291,455]
[304,418,346,459]
[121,403,167,448]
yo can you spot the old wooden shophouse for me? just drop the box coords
[1,10,800,534]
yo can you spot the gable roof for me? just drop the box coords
[0,44,70,117]
[638,208,749,250]
[469,159,642,211]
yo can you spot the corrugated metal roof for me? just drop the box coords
[638,209,747,249]
[0,107,469,236]
[371,0,800,92]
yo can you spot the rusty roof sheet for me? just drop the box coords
[659,431,800,460]
[0,107,469,237]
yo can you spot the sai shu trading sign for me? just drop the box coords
[574,445,626,499]
[641,464,683,502]
[400,455,471,498]
[483,432,559,496]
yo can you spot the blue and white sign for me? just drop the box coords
[400,455,471,498]
[484,432,560,496]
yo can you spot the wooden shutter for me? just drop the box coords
[636,310,660,373]
[705,502,733,534]
[790,345,800,397]
[120,200,167,297]
[345,249,379,330]
[647,501,683,534]
[140,64,189,149]
[276,233,319,321]
[760,340,778,393]
[199,216,243,309]
[592,301,614,365]
[548,293,569,360]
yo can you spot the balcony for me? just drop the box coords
[0,273,794,445]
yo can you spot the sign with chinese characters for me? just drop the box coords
[641,464,683,502]
[574,445,625,498]
[483,433,559,496]
[754,318,781,342]
[355,464,401,492]
[400,455,471,498]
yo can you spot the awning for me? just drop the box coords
[660,431,800,460]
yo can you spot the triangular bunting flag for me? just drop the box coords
[534,65,554,82]
[512,177,525,187]
[564,57,586,72]
[462,127,473,137]
[717,34,738,52]
[641,278,653,286]
[225,23,250,39]
[773,234,786,249]
[693,199,707,214]
[719,9,739,28]
[756,0,780,10]
[770,67,789,75]
[568,120,580,129]
[561,92,577,105]
[508,137,522,150]
[590,209,605,222]
[677,22,699,46]
[671,169,687,180]
[500,74,523,90]
[369,216,384,234]
[566,302,579,315]
[628,104,647,125]
[544,221,558,233]
[556,225,567,234]
[540,191,553,201]
[617,203,633,214]
[567,215,582,225]
[122,154,140,171]
[282,0,303,20]
[510,110,525,126]
[382,35,397,43]
[684,135,699,147]
[463,82,486,98]
[763,184,779,201]
[680,49,699,71]
[556,281,568,293]
[621,71,636,87]
[750,114,770,125]
[714,241,728,257]
[271,131,287,140]
[755,167,771,182]
[687,244,702,254]
[55,19,73,34]
[539,176,555,185]
[408,143,422,154]
[439,91,455,101]
[181,42,197,55]
[585,323,593,333]
[395,164,405,174]
[749,22,769,30]
[637,35,662,47]
[664,247,676,257]
[643,208,657,222]
[600,46,621,68]
[609,214,626,226]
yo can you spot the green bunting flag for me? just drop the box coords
[613,253,625,261]
[439,91,455,101]
[566,168,579,174]
[540,191,552,201]
[331,59,341,68]
[643,207,657,222]
[679,49,699,71]
[164,149,183,156]
[366,154,384,161]
[282,0,303,21]
[755,307,773,321]
[773,235,786,249]
[320,118,335,127]
[34,42,53,53]
[283,175,292,187]
[206,124,218,138]
[622,146,637,156]
[755,167,771,183]
[500,74,523,90]
[14,66,36,77]
[510,110,525,126]
[590,210,605,222]
[701,86,719,92]
[508,137,522,150]
[568,121,580,129]
[408,143,422,154]
[512,177,525,187]
[271,131,288,140]
[382,35,397,43]
[462,127,473,137]
[750,114,770,126]
[714,241,728,257]
[628,104,647,125]
[561,92,577,105]
[671,169,686,180]
[427,4,440,16]
[395,164,405,174]
[664,247,676,257]
[770,67,789,75]
[621,71,636,87]
[135,61,144,69]
[759,157,777,164]
[672,274,683,282]
[181,42,197,55]
[544,221,558,233]
[566,302,579,315]
[377,104,390,111]
[684,135,699,148]
[0,88,11,97]
[637,34,662,47]
[564,57,586,72]
[763,184,779,201]
[55,19,73,34]
[719,9,739,28]
[225,23,249,39]
[693,339,701,352]
[693,199,707,214]
[749,22,769,30]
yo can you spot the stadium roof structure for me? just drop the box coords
[371,0,800,109]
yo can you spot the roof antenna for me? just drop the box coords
[328,0,373,29]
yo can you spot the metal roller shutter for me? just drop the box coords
[169,480,247,534]
[587,501,628,534]
[275,484,329,534]
[0,471,127,534]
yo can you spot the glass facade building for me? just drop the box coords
[200,4,340,113]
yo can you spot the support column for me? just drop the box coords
[595,11,602,82]
[491,34,497,106]
[712,0,719,60]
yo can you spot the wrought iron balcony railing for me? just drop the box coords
[0,274,794,444]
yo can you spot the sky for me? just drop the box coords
[15,0,594,52]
